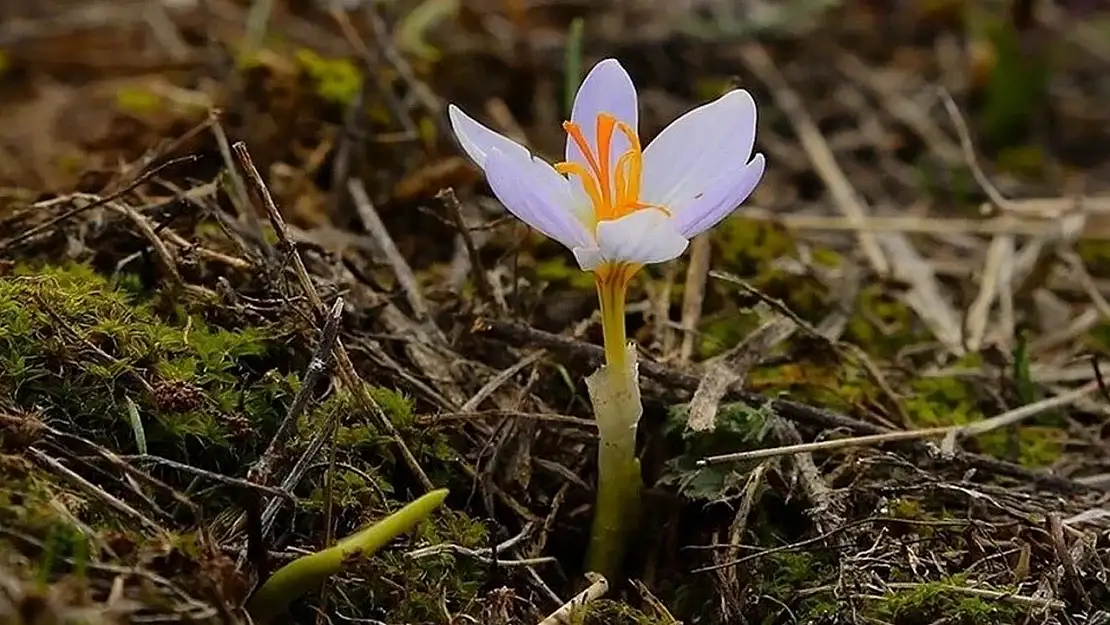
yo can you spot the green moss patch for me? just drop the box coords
[0,263,294,470]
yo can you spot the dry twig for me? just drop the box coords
[686,306,797,432]
[698,425,958,466]
[536,574,609,625]
[438,187,502,313]
[349,178,433,323]
[678,233,712,363]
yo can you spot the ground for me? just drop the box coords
[1,1,1109,624]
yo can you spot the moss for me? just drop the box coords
[693,77,733,101]
[748,551,838,621]
[765,551,828,589]
[666,550,834,621]
[1083,321,1110,353]
[1077,241,1110,279]
[746,362,826,393]
[979,427,1063,468]
[294,49,362,106]
[813,362,883,413]
[0,463,99,588]
[292,386,444,516]
[0,474,83,550]
[348,507,489,622]
[904,374,1062,467]
[883,497,945,539]
[534,256,595,291]
[875,576,1021,625]
[0,263,297,473]
[700,320,889,419]
[304,468,388,514]
[0,263,310,574]
[756,267,827,318]
[904,376,980,428]
[995,145,1049,180]
[418,115,438,149]
[811,246,843,268]
[0,262,494,621]
[368,386,416,428]
[845,285,926,358]
[713,216,797,271]
[114,86,165,116]
[700,217,828,358]
[697,305,761,359]
[887,498,926,520]
[748,355,882,419]
[303,384,462,493]
[576,599,666,625]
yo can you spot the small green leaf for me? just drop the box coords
[124,396,147,455]
[247,488,450,624]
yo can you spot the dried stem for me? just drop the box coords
[247,297,344,486]
[231,141,434,492]
[438,187,502,313]
[537,573,609,625]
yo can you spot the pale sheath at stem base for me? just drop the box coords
[584,341,643,581]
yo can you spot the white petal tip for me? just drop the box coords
[593,58,624,71]
[722,88,756,107]
[446,104,531,169]
[746,153,767,183]
[596,210,689,266]
[573,247,605,271]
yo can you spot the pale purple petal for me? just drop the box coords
[639,89,758,216]
[565,59,639,190]
[674,154,765,238]
[483,149,594,251]
[593,210,688,266]
[448,104,529,169]
[572,246,604,271]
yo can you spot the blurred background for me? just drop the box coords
[1,0,1107,201]
[2,1,1110,624]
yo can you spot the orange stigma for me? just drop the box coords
[555,114,669,226]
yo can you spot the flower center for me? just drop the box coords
[555,113,669,227]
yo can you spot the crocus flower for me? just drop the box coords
[447,58,765,279]
[448,57,764,580]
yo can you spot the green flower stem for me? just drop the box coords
[596,264,635,372]
[585,414,641,579]
[247,488,449,624]
[584,265,644,580]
